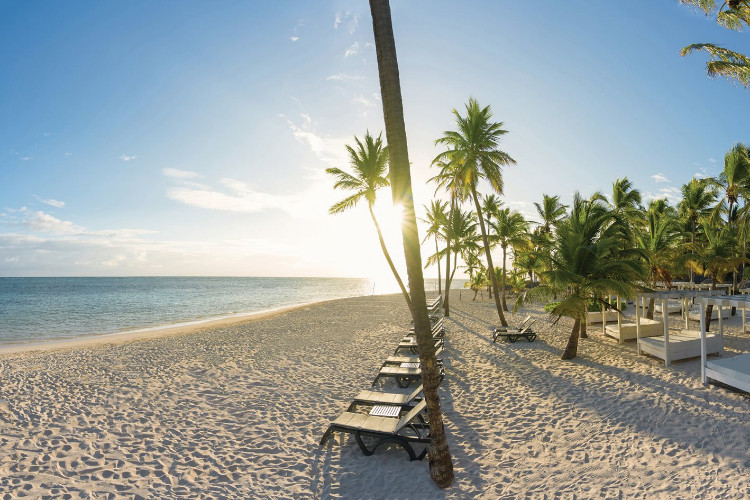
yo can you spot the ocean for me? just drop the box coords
[0,277,457,346]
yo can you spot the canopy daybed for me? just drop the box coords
[633,290,722,366]
[699,295,750,394]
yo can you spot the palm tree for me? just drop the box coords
[481,194,502,235]
[429,159,462,316]
[679,0,750,87]
[679,178,718,282]
[421,200,449,294]
[534,194,567,235]
[433,98,516,326]
[687,221,744,329]
[368,0,453,486]
[711,143,750,294]
[638,201,681,318]
[518,193,644,359]
[608,177,644,247]
[712,143,750,224]
[327,132,413,315]
[491,208,529,311]
[424,207,479,299]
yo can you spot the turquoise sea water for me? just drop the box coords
[0,277,454,345]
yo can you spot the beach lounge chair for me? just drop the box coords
[319,399,431,461]
[492,322,537,343]
[394,337,443,355]
[406,318,445,339]
[381,346,443,367]
[347,383,424,411]
[493,315,531,334]
[372,360,444,388]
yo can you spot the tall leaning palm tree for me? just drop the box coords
[326,132,413,315]
[369,0,454,487]
[433,98,516,326]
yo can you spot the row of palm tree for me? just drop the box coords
[326,88,750,365]
[326,81,746,484]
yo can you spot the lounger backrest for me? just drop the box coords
[519,319,536,335]
[519,315,532,329]
[395,399,427,431]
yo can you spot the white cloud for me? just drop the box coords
[351,95,376,108]
[345,42,360,58]
[119,154,137,161]
[290,36,299,42]
[21,156,30,161]
[24,210,83,234]
[33,195,65,208]
[281,114,349,166]
[163,168,201,179]
[5,257,18,263]
[645,186,681,205]
[650,173,669,183]
[334,11,345,29]
[166,178,297,214]
[708,157,717,164]
[326,73,364,81]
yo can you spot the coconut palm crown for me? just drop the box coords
[326,131,413,315]
[433,98,516,326]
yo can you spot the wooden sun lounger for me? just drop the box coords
[492,322,537,343]
[493,315,531,334]
[405,318,445,339]
[347,384,424,411]
[319,399,431,461]
[381,346,443,367]
[371,360,444,388]
[394,337,443,355]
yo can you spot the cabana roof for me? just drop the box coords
[637,289,722,300]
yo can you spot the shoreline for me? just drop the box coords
[0,295,360,356]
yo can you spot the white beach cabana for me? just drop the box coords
[601,293,662,343]
[634,289,723,366]
[699,294,750,394]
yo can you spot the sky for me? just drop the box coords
[1,1,749,281]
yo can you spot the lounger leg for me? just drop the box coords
[367,435,422,461]
[320,427,334,446]
[353,431,376,456]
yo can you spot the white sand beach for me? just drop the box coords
[0,290,748,498]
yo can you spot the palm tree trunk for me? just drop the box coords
[690,222,696,283]
[647,298,655,320]
[369,0,454,487]
[471,189,508,326]
[501,245,508,312]
[368,204,413,316]
[443,199,454,317]
[435,236,442,294]
[561,316,581,360]
[579,313,588,339]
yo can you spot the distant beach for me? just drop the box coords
[0,290,747,497]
